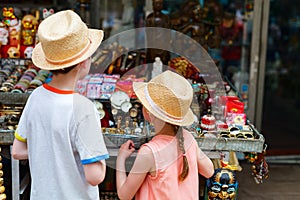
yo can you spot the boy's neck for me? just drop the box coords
[48,73,78,91]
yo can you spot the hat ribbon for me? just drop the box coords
[144,86,184,123]
[45,39,92,64]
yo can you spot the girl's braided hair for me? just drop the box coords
[173,125,189,181]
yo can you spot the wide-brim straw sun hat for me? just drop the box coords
[133,70,195,126]
[32,10,104,70]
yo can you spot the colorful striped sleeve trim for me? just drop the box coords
[14,132,27,142]
[81,154,110,165]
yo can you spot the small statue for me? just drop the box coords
[180,5,208,48]
[145,0,171,65]
[170,0,200,31]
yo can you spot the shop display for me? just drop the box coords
[0,56,264,153]
[0,59,50,93]
[168,56,200,80]
[0,7,52,59]
[92,42,146,76]
[0,1,269,199]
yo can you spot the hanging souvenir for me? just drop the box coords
[244,144,269,184]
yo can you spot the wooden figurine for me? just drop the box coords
[145,0,171,65]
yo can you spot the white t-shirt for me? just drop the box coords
[15,84,109,200]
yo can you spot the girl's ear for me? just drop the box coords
[78,58,89,69]
[142,106,151,122]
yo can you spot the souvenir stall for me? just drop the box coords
[0,0,269,199]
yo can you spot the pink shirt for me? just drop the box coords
[135,130,199,200]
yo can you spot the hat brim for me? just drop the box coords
[133,82,195,126]
[32,29,104,70]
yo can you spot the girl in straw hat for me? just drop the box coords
[12,10,109,200]
[116,70,214,200]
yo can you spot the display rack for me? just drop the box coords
[0,92,265,153]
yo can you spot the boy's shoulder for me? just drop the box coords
[73,93,97,117]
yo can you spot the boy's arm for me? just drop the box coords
[83,160,106,186]
[12,138,28,160]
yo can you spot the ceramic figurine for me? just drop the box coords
[7,46,20,58]
[0,22,9,45]
[21,14,38,46]
[23,46,34,58]
[42,8,54,19]
[2,7,16,27]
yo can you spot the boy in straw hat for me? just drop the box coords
[116,70,214,200]
[12,10,109,199]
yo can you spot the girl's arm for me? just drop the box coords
[197,147,214,178]
[116,140,155,200]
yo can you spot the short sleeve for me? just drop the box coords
[15,98,32,142]
[75,111,109,164]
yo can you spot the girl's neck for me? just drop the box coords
[156,124,176,136]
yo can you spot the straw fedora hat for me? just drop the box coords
[32,10,104,70]
[133,70,195,126]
